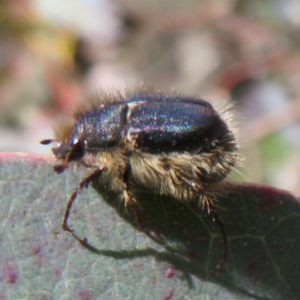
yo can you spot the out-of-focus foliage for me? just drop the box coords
[1,0,300,192]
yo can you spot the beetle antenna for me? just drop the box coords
[40,139,55,145]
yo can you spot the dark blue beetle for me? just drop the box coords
[42,90,237,265]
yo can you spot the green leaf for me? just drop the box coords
[0,153,299,299]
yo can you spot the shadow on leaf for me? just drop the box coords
[68,181,300,300]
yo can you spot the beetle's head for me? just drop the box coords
[41,122,84,173]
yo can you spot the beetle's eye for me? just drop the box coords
[68,141,84,161]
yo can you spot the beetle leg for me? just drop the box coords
[122,163,136,208]
[201,195,228,272]
[63,168,103,236]
[213,211,228,272]
[120,162,148,232]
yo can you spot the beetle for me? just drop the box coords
[41,89,238,265]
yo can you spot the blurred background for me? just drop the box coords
[1,0,300,192]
